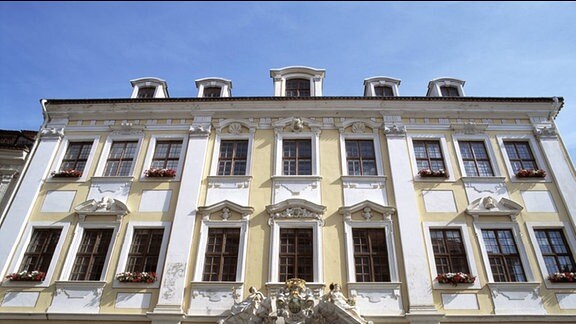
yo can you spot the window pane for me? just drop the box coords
[353,229,389,282]
[279,228,313,282]
[203,228,240,281]
[482,229,526,282]
[19,229,62,274]
[70,229,113,280]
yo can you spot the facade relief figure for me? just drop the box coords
[220,286,268,324]
[322,283,364,322]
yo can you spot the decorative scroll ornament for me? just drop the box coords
[291,117,304,132]
[39,127,64,138]
[533,125,558,138]
[351,122,366,134]
[383,124,406,136]
[228,122,242,135]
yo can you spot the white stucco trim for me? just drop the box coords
[3,221,70,288]
[274,131,320,176]
[473,221,535,283]
[343,219,399,283]
[48,135,100,182]
[407,133,456,181]
[94,133,144,177]
[339,129,384,176]
[192,219,249,282]
[59,222,120,281]
[422,222,481,289]
[453,134,501,177]
[113,221,171,288]
[496,134,550,182]
[139,134,188,181]
[525,221,576,289]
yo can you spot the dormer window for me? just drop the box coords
[137,87,156,98]
[286,79,310,97]
[130,77,169,99]
[204,87,222,98]
[427,78,465,97]
[440,86,460,97]
[270,66,325,97]
[363,77,401,97]
[195,78,232,98]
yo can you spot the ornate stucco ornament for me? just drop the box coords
[276,278,316,324]
[383,124,406,136]
[39,127,64,138]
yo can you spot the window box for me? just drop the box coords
[436,272,476,286]
[515,169,546,178]
[5,270,45,282]
[115,271,157,283]
[548,272,576,283]
[144,168,176,178]
[51,169,82,178]
[418,169,448,178]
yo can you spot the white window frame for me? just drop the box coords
[94,133,144,178]
[344,220,399,283]
[340,132,384,177]
[283,75,314,97]
[48,136,100,182]
[526,221,576,289]
[496,135,550,182]
[193,218,249,283]
[59,222,120,282]
[3,222,70,287]
[274,131,320,176]
[113,221,171,288]
[423,222,481,289]
[453,134,501,179]
[140,134,188,181]
[268,220,323,284]
[474,221,535,283]
[210,131,254,177]
[407,134,455,181]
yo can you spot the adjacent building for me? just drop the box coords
[1,67,575,324]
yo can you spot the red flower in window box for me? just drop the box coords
[144,168,176,177]
[418,169,448,178]
[515,169,546,178]
[51,169,82,178]
[115,271,157,283]
[436,272,476,286]
[5,270,45,281]
[548,272,576,282]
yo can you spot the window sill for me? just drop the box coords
[509,176,551,183]
[271,175,322,181]
[341,175,387,182]
[90,176,134,183]
[46,176,87,183]
[461,176,506,183]
[112,279,160,289]
[2,279,50,288]
[432,279,481,290]
[54,280,107,289]
[542,280,576,290]
[414,176,455,183]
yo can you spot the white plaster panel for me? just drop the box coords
[88,181,131,204]
[41,190,76,212]
[342,179,387,206]
[188,286,238,315]
[521,191,557,212]
[48,285,104,313]
[349,286,403,315]
[273,178,321,204]
[489,285,545,315]
[115,293,151,309]
[441,293,479,310]
[206,178,250,206]
[139,190,172,212]
[1,291,39,307]
[557,293,576,309]
[464,181,509,204]
[422,190,457,212]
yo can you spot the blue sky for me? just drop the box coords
[1,2,575,162]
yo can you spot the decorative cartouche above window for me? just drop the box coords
[195,77,232,98]
[130,77,169,99]
[363,76,401,97]
[426,77,466,97]
[270,66,325,97]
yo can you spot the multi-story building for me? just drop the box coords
[0,67,575,324]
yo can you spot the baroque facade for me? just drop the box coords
[0,67,575,324]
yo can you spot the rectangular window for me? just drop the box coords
[19,228,62,274]
[282,139,312,175]
[203,228,240,281]
[204,87,222,98]
[440,86,460,97]
[286,79,310,97]
[70,229,113,280]
[430,229,470,274]
[353,229,389,282]
[104,141,138,176]
[151,140,182,170]
[279,228,313,282]
[482,229,526,282]
[504,141,538,172]
[137,87,156,98]
[125,229,164,273]
[413,140,446,172]
[60,142,92,173]
[218,140,249,176]
[535,229,576,273]
[459,141,494,176]
[374,85,394,97]
[346,140,377,175]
